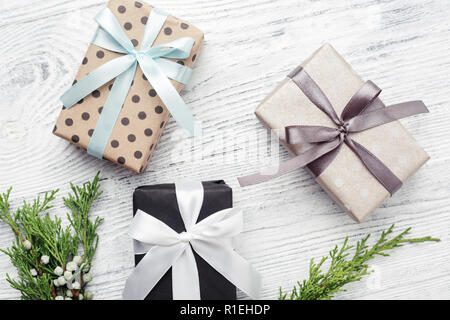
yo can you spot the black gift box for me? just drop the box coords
[132,181,237,300]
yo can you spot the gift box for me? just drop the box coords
[53,0,203,173]
[240,44,429,222]
[123,181,261,300]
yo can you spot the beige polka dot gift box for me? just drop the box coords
[246,44,429,223]
[54,0,203,173]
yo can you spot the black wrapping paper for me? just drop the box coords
[132,180,237,300]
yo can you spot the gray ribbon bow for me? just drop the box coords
[238,67,429,195]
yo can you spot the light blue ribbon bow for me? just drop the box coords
[60,8,201,159]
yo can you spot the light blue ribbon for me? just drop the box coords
[60,8,201,159]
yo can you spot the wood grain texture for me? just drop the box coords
[0,0,449,300]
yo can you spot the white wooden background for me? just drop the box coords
[0,0,449,300]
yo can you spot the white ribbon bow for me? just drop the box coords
[122,181,262,300]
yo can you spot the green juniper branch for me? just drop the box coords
[279,225,440,300]
[0,173,103,300]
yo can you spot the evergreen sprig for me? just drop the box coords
[0,173,103,300]
[279,225,440,300]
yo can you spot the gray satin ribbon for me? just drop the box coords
[238,67,429,195]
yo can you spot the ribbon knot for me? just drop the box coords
[337,123,349,138]
[123,181,261,300]
[239,67,429,196]
[130,49,140,57]
[60,7,201,160]
[179,231,194,243]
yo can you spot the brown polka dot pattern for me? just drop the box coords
[111,140,119,148]
[53,0,204,173]
[121,117,130,125]
[138,111,146,120]
[124,22,132,30]
[155,106,163,114]
[128,134,136,142]
[132,95,140,103]
[82,112,90,120]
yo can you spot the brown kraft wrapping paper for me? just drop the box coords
[255,44,429,222]
[53,0,204,173]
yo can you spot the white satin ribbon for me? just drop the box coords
[122,181,262,300]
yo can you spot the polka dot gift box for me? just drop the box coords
[244,44,429,223]
[54,0,203,173]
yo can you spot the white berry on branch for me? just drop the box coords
[73,255,83,266]
[66,261,78,272]
[72,281,81,290]
[0,173,103,300]
[54,266,63,276]
[64,271,72,281]
[56,276,67,286]
[23,240,32,250]
[82,273,92,283]
[40,255,50,265]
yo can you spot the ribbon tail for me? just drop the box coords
[123,244,186,300]
[192,239,262,300]
[60,55,136,108]
[346,138,402,195]
[139,55,201,137]
[172,245,201,300]
[87,61,137,159]
[238,138,342,187]
[348,101,429,132]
